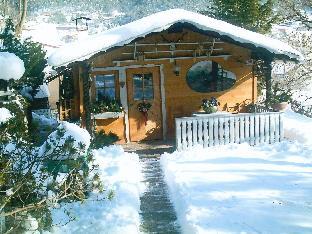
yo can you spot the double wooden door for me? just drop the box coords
[126,67,163,142]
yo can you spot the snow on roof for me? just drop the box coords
[48,9,303,67]
[0,52,25,80]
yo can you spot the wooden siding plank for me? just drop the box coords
[265,114,270,143]
[198,119,203,146]
[259,114,265,144]
[239,116,245,143]
[250,115,255,145]
[187,120,193,147]
[254,114,260,145]
[213,118,220,146]
[275,114,280,142]
[182,120,187,150]
[244,115,250,144]
[234,116,240,144]
[175,118,182,150]
[229,117,234,143]
[224,117,230,144]
[219,117,225,145]
[203,119,209,148]
[208,118,214,146]
[269,114,275,144]
[192,119,198,146]
[280,113,284,141]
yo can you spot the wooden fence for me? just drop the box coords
[175,112,284,151]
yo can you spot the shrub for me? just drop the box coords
[90,130,119,149]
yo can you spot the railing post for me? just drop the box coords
[175,118,182,151]
[280,113,284,141]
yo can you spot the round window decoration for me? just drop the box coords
[186,61,236,93]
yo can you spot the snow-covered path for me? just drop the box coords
[139,156,181,233]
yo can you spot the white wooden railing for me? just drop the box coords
[175,112,284,151]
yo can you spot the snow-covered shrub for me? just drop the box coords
[0,98,105,233]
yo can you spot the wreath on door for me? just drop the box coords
[137,102,152,125]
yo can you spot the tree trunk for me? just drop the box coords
[15,0,27,36]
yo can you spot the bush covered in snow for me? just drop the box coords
[0,98,107,233]
[0,52,25,81]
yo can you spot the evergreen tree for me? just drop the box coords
[0,18,47,96]
[202,0,279,33]
[0,94,105,233]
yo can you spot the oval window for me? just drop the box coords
[186,61,236,93]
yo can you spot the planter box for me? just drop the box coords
[93,112,124,119]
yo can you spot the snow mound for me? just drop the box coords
[284,108,312,145]
[51,145,143,234]
[161,143,312,233]
[48,9,302,67]
[0,52,25,80]
[0,107,13,124]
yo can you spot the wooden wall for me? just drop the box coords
[73,27,257,140]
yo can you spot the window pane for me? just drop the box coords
[134,88,143,100]
[144,73,153,86]
[104,74,115,87]
[95,75,105,87]
[133,74,143,87]
[96,74,116,100]
[97,89,106,101]
[144,86,154,100]
[104,87,116,99]
[133,74,143,100]
[186,61,236,93]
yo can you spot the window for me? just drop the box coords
[95,74,116,100]
[186,61,236,93]
[133,73,154,100]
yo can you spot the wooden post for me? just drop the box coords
[264,60,273,107]
[82,62,92,134]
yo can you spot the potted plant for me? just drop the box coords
[201,97,220,114]
[91,97,124,119]
[269,84,292,112]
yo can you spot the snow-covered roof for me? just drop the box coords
[48,9,303,67]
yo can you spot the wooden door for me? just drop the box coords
[126,67,162,141]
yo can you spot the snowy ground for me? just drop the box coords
[161,109,312,234]
[50,146,143,234]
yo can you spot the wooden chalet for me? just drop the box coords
[47,9,302,143]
